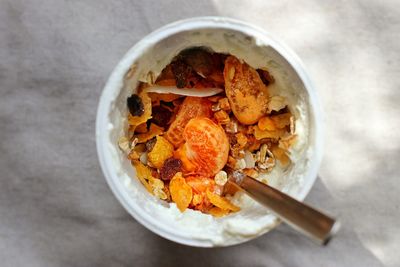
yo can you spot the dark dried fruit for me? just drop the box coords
[171,60,194,88]
[257,69,275,86]
[180,47,214,77]
[151,105,173,128]
[160,158,182,180]
[127,94,144,116]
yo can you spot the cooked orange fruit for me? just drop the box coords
[223,56,269,125]
[175,117,229,177]
[165,97,212,148]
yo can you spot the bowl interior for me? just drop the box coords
[96,17,322,247]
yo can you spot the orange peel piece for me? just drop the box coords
[170,172,193,212]
[206,189,240,212]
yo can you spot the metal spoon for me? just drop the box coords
[226,168,340,245]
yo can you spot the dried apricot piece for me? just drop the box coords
[165,97,212,148]
[134,123,164,143]
[206,189,240,212]
[170,172,193,212]
[147,136,174,169]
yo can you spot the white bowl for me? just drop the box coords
[96,17,323,247]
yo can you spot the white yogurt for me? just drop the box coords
[96,17,323,247]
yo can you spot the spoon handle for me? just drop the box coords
[232,176,339,245]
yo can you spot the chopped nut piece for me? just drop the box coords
[243,151,255,168]
[235,132,248,148]
[118,136,130,153]
[214,171,228,186]
[214,110,230,124]
[211,102,221,112]
[227,156,237,169]
[268,96,286,113]
[225,120,238,133]
[235,158,246,170]
[243,168,259,178]
[218,98,231,111]
[131,138,139,149]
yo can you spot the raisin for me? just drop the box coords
[151,105,172,128]
[160,158,182,180]
[127,94,144,116]
[180,47,214,77]
[171,60,193,88]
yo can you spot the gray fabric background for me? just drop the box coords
[1,1,399,266]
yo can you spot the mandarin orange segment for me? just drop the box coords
[206,189,240,212]
[169,172,193,212]
[165,97,212,148]
[177,117,229,177]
